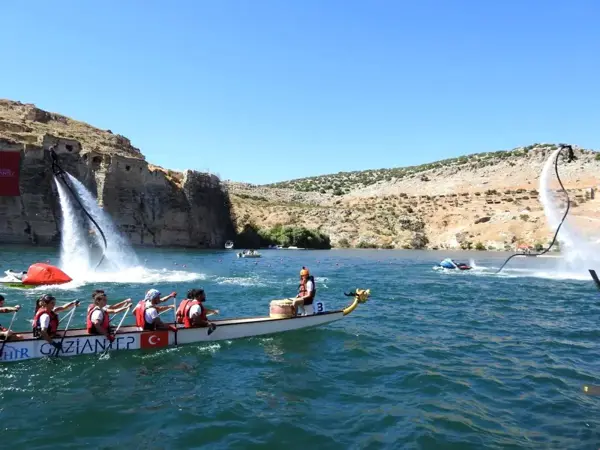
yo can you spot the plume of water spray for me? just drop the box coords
[50,172,211,286]
[539,149,600,272]
[65,173,140,271]
[54,173,140,274]
[54,177,93,276]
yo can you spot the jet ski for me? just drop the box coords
[0,269,31,289]
[0,264,72,289]
[434,258,472,271]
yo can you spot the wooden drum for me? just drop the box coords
[269,299,295,319]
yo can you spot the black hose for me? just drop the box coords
[495,144,576,274]
[50,148,108,270]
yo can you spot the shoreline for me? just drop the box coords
[0,242,563,254]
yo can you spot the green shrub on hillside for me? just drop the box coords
[356,241,378,249]
[235,224,331,249]
[258,224,331,249]
[337,238,350,248]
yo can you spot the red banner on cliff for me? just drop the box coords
[0,151,21,196]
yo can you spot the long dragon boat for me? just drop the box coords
[0,289,370,363]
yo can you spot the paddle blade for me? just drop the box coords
[583,385,600,396]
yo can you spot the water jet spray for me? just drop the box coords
[495,144,576,274]
[49,147,108,270]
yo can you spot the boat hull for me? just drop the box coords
[0,281,38,289]
[0,311,345,363]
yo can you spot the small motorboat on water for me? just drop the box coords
[0,263,72,289]
[237,250,261,258]
[224,240,234,249]
[0,289,371,364]
[434,258,472,271]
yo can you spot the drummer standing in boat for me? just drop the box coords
[292,267,316,315]
[0,294,23,341]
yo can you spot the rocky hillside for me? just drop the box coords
[226,144,600,250]
[0,100,235,247]
[1,99,598,252]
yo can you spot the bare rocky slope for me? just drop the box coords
[226,144,600,250]
[0,100,235,247]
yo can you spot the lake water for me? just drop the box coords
[1,247,599,449]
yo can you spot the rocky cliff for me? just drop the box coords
[0,100,235,247]
[226,144,600,250]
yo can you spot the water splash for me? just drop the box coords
[539,149,600,276]
[63,173,140,272]
[50,172,204,288]
[54,177,93,275]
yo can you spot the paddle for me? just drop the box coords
[208,322,217,336]
[590,269,600,291]
[172,297,179,345]
[583,385,600,396]
[53,302,79,358]
[100,305,131,358]
[0,310,18,358]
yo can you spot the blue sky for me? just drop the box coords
[2,1,599,184]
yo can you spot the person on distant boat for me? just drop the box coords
[176,288,218,329]
[134,289,176,331]
[0,294,23,341]
[32,294,79,348]
[86,291,132,340]
[292,267,316,316]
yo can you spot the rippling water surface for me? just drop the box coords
[1,247,600,449]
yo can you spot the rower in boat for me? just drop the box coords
[131,289,176,316]
[291,266,316,316]
[134,289,176,331]
[176,288,219,329]
[0,294,23,341]
[90,289,132,312]
[32,294,79,349]
[86,291,132,341]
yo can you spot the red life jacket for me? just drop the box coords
[86,304,110,334]
[298,275,317,305]
[175,299,192,324]
[183,300,205,328]
[32,308,59,337]
[134,300,148,329]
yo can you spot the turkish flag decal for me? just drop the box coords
[140,331,169,349]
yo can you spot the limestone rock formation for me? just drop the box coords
[0,100,235,247]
